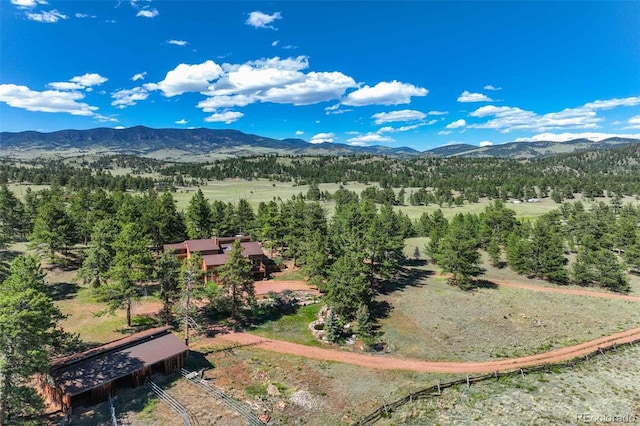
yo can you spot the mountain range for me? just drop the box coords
[1,126,638,161]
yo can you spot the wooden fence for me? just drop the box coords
[352,338,639,425]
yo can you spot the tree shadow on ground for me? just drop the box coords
[46,281,80,301]
[185,350,215,371]
[376,267,433,296]
[471,279,499,290]
[369,300,393,327]
[471,267,487,277]
[0,249,22,264]
[402,258,429,268]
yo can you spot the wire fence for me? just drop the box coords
[145,379,199,426]
[352,338,639,425]
[180,368,264,426]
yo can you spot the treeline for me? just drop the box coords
[0,157,175,191]
[157,143,640,202]
[3,143,640,204]
[423,200,638,293]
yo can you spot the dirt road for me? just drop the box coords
[254,280,319,296]
[209,280,640,374]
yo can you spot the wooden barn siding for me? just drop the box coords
[43,351,188,410]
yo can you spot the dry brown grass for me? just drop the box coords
[377,269,640,362]
[380,344,640,425]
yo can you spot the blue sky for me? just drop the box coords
[1,1,639,150]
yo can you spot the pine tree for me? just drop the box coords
[572,247,629,292]
[29,199,76,261]
[78,218,119,288]
[365,204,405,282]
[185,189,212,239]
[216,239,255,320]
[487,239,502,267]
[153,192,187,249]
[425,209,448,262]
[324,308,341,343]
[0,256,68,424]
[0,185,27,239]
[325,253,370,320]
[98,223,153,327]
[530,214,568,283]
[236,198,256,235]
[155,250,182,324]
[179,252,204,344]
[434,214,480,289]
[355,304,374,345]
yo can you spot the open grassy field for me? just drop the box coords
[380,343,640,425]
[376,274,640,362]
[9,178,640,222]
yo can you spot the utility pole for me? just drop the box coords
[184,274,191,347]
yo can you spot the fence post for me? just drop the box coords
[466,375,470,388]
[494,371,499,381]
[598,348,605,356]
[613,343,617,352]
[437,381,441,395]
[520,368,525,379]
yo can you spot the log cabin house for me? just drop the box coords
[163,236,267,282]
[41,327,188,411]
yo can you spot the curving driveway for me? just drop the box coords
[209,280,640,374]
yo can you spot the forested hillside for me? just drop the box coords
[3,142,639,203]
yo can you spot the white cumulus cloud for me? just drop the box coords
[26,9,68,22]
[272,40,279,47]
[197,94,255,110]
[246,11,282,29]
[167,39,188,46]
[457,90,493,103]
[515,132,640,143]
[446,119,467,129]
[111,87,149,108]
[0,84,98,116]
[438,130,452,135]
[204,111,243,124]
[48,82,84,90]
[136,8,158,18]
[427,110,448,116]
[70,73,108,87]
[310,132,335,144]
[155,60,224,97]
[343,80,428,106]
[258,71,356,105]
[484,85,502,91]
[131,72,147,81]
[347,133,394,146]
[11,0,48,8]
[627,115,640,129]
[469,97,640,134]
[295,130,304,135]
[479,141,493,147]
[371,109,426,125]
[582,97,640,110]
[175,119,188,125]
